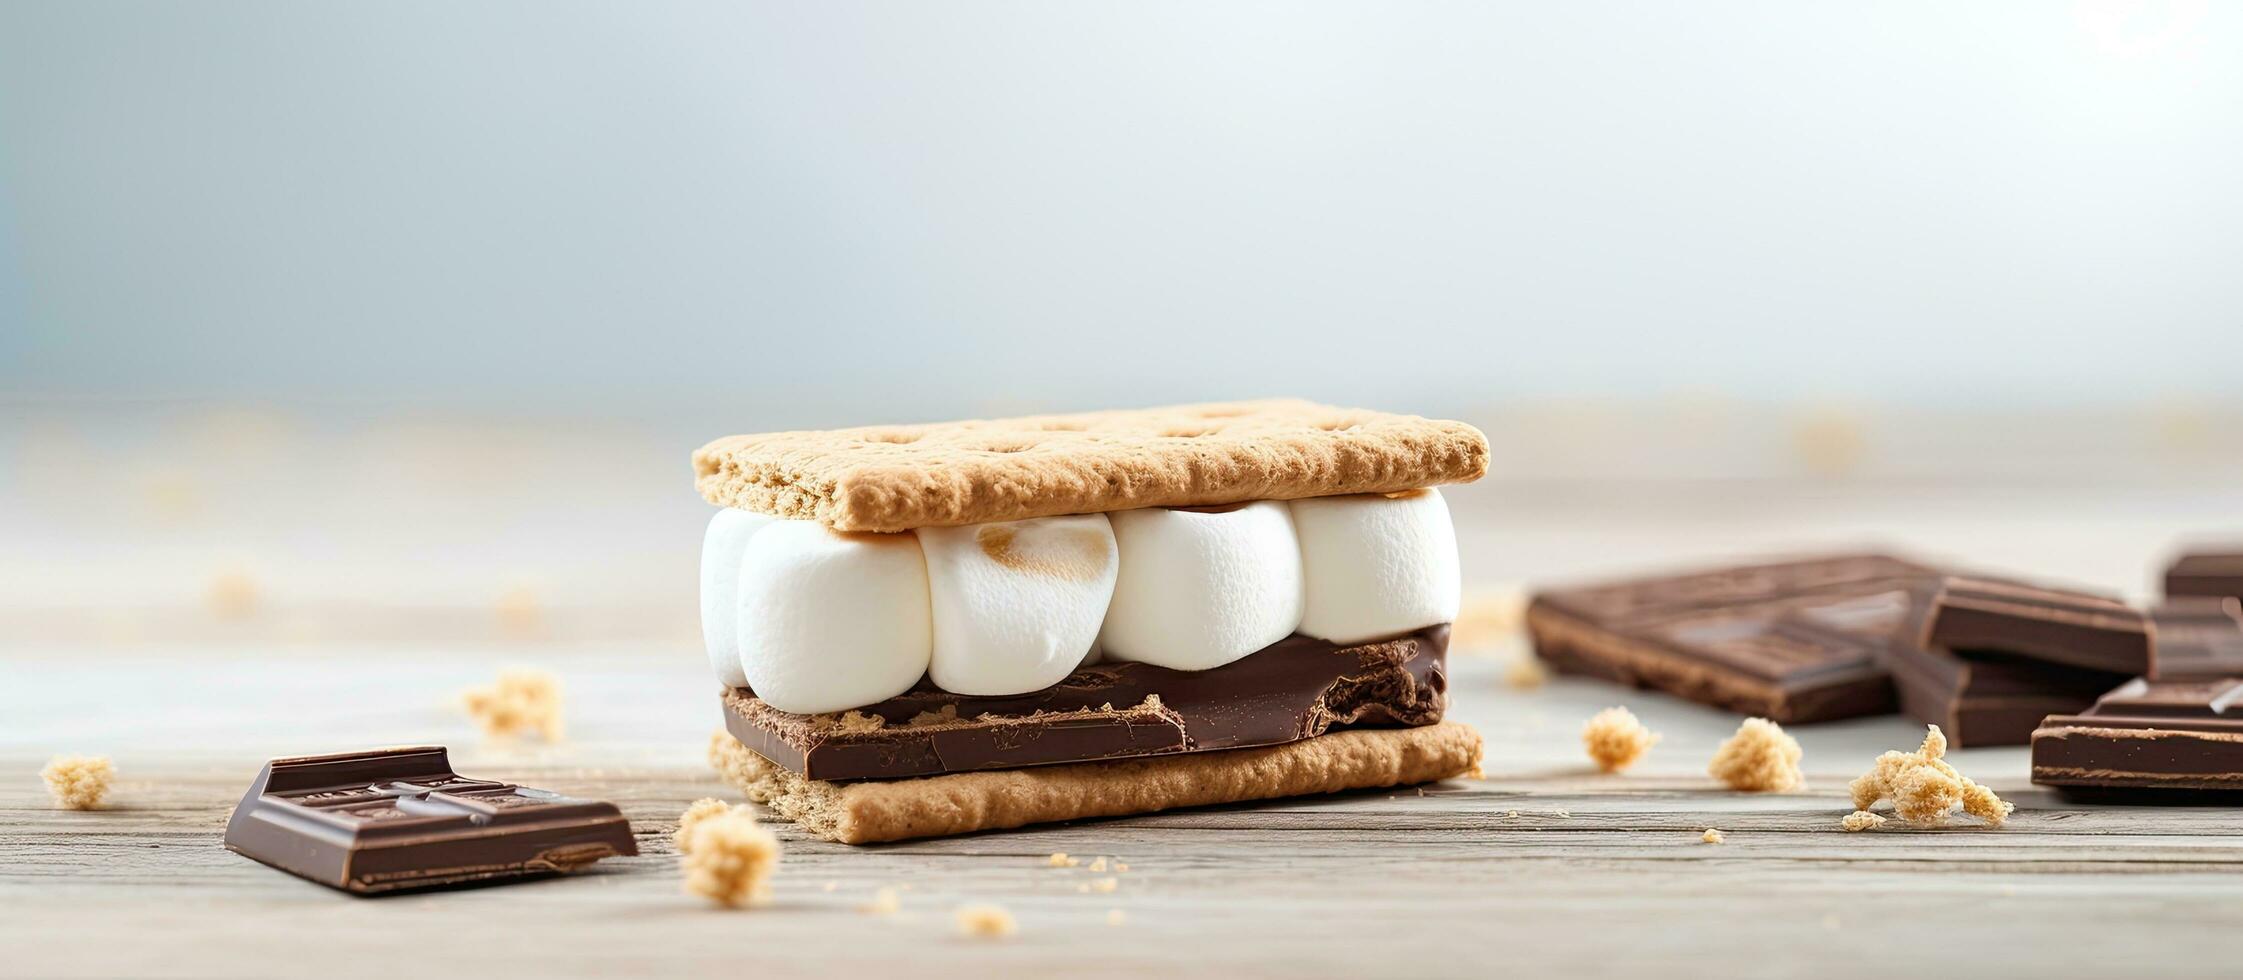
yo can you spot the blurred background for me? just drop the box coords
[4,1,2241,655]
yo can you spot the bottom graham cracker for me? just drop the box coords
[711,721,1484,844]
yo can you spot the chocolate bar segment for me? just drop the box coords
[1917,576,2151,676]
[2032,678,2243,795]
[2166,551,2243,602]
[1527,555,1938,723]
[2149,598,2243,680]
[724,626,1448,782]
[224,747,637,894]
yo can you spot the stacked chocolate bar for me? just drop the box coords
[1529,549,2243,797]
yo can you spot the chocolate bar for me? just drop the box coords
[224,747,636,894]
[1526,555,1939,723]
[724,626,1448,781]
[2032,678,2243,795]
[2149,598,2243,680]
[2166,551,2243,602]
[1916,576,2151,676]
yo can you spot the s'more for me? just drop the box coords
[693,400,1488,843]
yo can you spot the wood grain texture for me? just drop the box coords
[8,646,2243,979]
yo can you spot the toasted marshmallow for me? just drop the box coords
[1100,501,1305,670]
[1291,489,1460,644]
[734,521,932,714]
[700,509,775,689]
[917,514,1118,695]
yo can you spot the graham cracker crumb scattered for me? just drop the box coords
[1106,909,1127,926]
[835,711,887,733]
[679,811,780,908]
[676,797,747,853]
[1503,655,1549,690]
[861,887,901,915]
[41,755,115,810]
[1847,726,2013,828]
[708,729,759,793]
[955,904,1017,938]
[1087,856,1108,872]
[461,668,563,740]
[1452,587,1528,653]
[1089,876,1118,894]
[1701,828,1725,844]
[1841,810,1887,832]
[1046,852,1078,868]
[1113,861,1129,873]
[1707,718,1804,792]
[206,569,259,620]
[1582,706,1659,773]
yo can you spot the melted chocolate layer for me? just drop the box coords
[722,626,1449,781]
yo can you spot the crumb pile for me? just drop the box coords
[41,754,116,810]
[1841,810,1887,832]
[1582,706,1659,773]
[861,886,902,915]
[679,805,780,907]
[1707,718,1803,792]
[675,797,743,852]
[708,729,758,792]
[1504,656,1549,690]
[955,904,1018,938]
[1701,828,1725,844]
[1848,726,2012,828]
[462,668,564,740]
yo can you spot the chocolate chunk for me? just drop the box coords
[2166,551,2243,602]
[723,627,1448,781]
[2032,677,2243,795]
[2149,598,2243,680]
[223,747,636,894]
[1916,576,2151,676]
[1526,555,1939,723]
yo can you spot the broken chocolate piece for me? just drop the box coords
[1917,576,2151,676]
[2032,677,2243,795]
[223,746,636,894]
[2150,598,2243,680]
[723,626,1448,781]
[2165,551,2243,603]
[1526,555,1939,723]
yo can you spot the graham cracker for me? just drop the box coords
[692,399,1488,532]
[713,721,1483,844]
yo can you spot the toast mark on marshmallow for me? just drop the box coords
[975,524,1113,581]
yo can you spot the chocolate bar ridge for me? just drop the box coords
[2166,551,2243,602]
[2032,678,2243,794]
[223,747,637,894]
[1918,576,2150,676]
[724,626,1449,782]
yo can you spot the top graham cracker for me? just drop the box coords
[692,399,1489,533]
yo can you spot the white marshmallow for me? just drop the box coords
[699,508,774,689]
[1099,501,1305,670]
[1291,489,1460,644]
[917,514,1118,695]
[733,521,933,714]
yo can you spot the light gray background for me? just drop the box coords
[3,1,2238,421]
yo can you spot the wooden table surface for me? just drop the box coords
[8,635,2243,980]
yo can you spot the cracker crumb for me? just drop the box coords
[1046,852,1077,868]
[1087,856,1108,872]
[679,811,779,908]
[707,729,758,793]
[41,755,115,810]
[1841,810,1887,832]
[1452,587,1529,652]
[1701,828,1725,844]
[206,569,259,620]
[1106,909,1127,927]
[675,797,747,853]
[1089,876,1118,894]
[1847,726,2013,828]
[955,904,1017,938]
[1113,861,1129,873]
[461,668,563,741]
[861,886,901,915]
[494,585,544,638]
[1503,655,1550,690]
[834,710,886,733]
[1582,706,1659,773]
[1707,717,1804,792]
[1506,809,1521,819]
